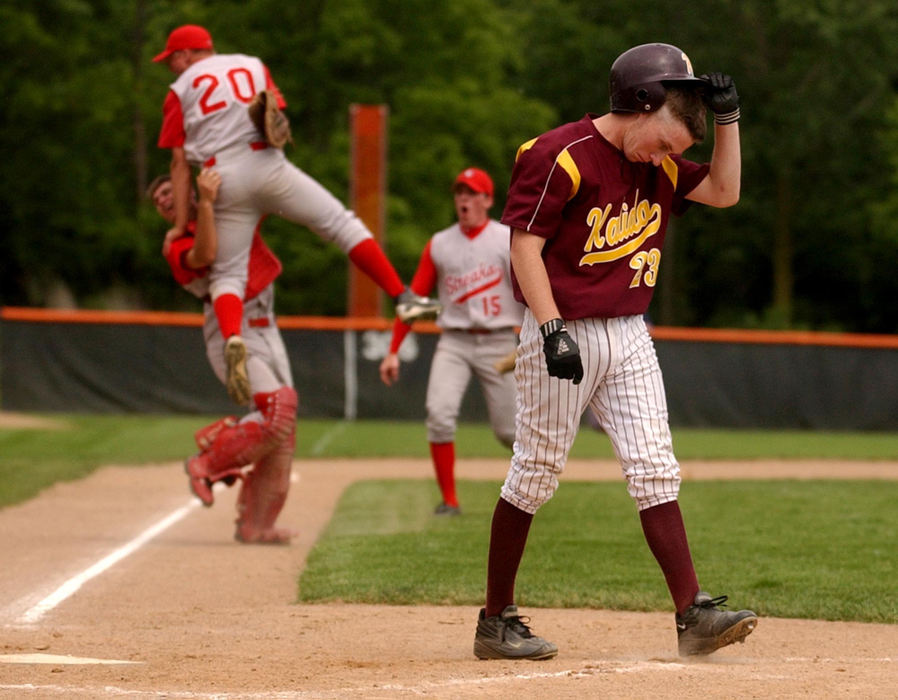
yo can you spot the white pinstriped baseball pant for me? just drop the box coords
[501,310,681,514]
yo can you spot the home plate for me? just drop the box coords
[0,653,142,665]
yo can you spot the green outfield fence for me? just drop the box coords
[2,306,898,429]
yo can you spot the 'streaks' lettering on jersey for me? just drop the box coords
[579,190,662,266]
[445,263,503,298]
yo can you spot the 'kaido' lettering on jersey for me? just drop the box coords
[579,190,662,266]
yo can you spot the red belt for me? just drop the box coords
[248,317,270,328]
[204,141,268,167]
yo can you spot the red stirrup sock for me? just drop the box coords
[213,293,244,339]
[347,238,404,297]
[429,441,458,507]
[639,500,700,614]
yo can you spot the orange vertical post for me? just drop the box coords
[348,104,389,317]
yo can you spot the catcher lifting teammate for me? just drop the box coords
[473,43,757,660]
[153,24,440,407]
[149,168,296,544]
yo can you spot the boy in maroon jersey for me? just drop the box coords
[473,44,757,660]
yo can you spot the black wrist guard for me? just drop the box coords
[539,318,565,339]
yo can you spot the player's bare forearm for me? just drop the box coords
[187,201,216,269]
[510,229,562,325]
[379,353,400,386]
[170,148,192,233]
[188,168,220,268]
[708,122,741,205]
[687,122,740,208]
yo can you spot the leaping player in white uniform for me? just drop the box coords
[379,168,524,515]
[153,24,440,406]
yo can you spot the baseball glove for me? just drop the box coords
[493,349,517,374]
[247,90,293,149]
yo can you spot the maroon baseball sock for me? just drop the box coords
[213,293,243,339]
[639,500,700,614]
[429,441,458,507]
[347,239,405,298]
[485,498,533,617]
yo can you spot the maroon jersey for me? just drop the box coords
[502,114,709,320]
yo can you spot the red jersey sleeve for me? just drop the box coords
[388,317,411,354]
[165,235,207,286]
[263,65,288,109]
[388,241,437,353]
[409,240,437,297]
[157,90,185,149]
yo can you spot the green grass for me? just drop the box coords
[2,413,898,508]
[2,413,897,623]
[299,479,898,624]
[300,420,898,460]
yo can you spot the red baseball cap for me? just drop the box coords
[454,167,494,197]
[153,25,214,63]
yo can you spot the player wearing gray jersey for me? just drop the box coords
[380,168,524,514]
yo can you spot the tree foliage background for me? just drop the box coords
[2,0,898,332]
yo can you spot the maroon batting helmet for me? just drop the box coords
[609,43,705,113]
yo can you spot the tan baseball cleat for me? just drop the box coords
[224,335,251,406]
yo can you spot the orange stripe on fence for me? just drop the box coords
[650,325,898,349]
[0,306,203,327]
[4,307,898,348]
[0,307,440,334]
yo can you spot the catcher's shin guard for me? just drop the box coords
[253,386,299,444]
[234,386,298,541]
[235,423,296,544]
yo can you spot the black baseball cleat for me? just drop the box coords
[676,591,758,656]
[394,289,442,323]
[474,605,558,660]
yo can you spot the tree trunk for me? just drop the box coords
[771,169,794,324]
[133,0,147,205]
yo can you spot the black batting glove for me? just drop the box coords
[699,72,740,125]
[540,318,583,385]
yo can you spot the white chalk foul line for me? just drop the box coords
[309,420,349,456]
[0,653,141,665]
[15,499,201,626]
[0,662,719,699]
[2,656,895,698]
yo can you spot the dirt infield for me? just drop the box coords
[1,455,897,698]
